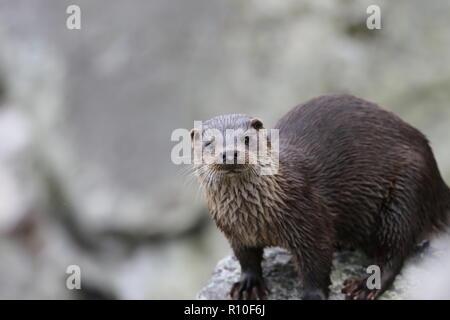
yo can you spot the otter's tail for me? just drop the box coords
[447,186,450,218]
[445,186,450,227]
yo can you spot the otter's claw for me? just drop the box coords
[341,278,379,300]
[229,274,269,300]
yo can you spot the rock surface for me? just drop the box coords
[197,247,425,300]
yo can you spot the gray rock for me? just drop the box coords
[197,248,411,300]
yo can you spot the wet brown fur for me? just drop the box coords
[193,94,450,300]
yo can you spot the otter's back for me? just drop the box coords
[275,94,447,248]
[276,94,427,153]
[275,94,432,175]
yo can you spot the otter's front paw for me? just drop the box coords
[341,278,379,300]
[229,273,269,300]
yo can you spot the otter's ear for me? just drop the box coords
[250,118,264,130]
[190,128,200,141]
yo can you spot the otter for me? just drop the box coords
[190,94,450,300]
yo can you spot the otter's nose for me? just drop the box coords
[221,151,239,164]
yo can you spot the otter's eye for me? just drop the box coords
[204,140,213,148]
[244,136,250,146]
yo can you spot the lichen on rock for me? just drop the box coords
[197,247,415,300]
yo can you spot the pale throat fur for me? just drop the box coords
[198,168,294,248]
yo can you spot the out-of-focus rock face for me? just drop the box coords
[0,0,449,299]
[198,243,450,300]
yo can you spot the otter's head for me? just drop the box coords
[190,114,273,186]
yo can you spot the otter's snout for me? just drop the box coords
[220,150,240,164]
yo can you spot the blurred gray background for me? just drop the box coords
[0,0,449,299]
